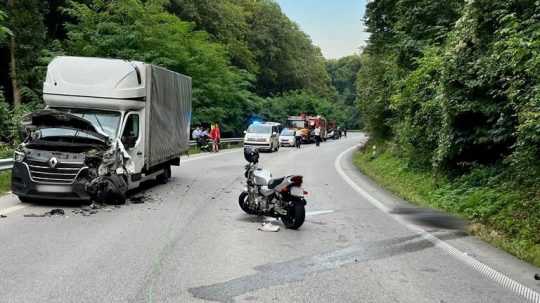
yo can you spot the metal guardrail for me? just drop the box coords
[188,137,244,146]
[0,158,13,173]
[0,138,245,173]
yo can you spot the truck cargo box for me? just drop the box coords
[146,65,192,168]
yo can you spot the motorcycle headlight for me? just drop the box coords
[14,151,24,163]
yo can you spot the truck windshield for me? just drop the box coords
[52,108,121,138]
[38,128,106,142]
[247,124,272,134]
[288,120,305,129]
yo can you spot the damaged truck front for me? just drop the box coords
[11,56,192,204]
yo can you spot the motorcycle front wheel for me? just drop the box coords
[238,191,256,215]
[281,202,305,229]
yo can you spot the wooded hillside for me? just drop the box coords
[0,0,360,140]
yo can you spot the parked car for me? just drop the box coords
[11,56,192,204]
[279,128,296,147]
[243,122,281,152]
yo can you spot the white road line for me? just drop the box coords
[306,210,335,217]
[0,204,28,215]
[335,144,540,303]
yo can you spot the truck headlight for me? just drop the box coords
[14,151,24,162]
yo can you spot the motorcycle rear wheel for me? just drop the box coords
[238,191,256,215]
[281,202,305,229]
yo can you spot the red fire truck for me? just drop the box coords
[307,116,327,142]
[287,114,327,143]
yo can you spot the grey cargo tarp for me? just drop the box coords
[145,65,192,168]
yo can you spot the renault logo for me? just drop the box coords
[48,157,58,169]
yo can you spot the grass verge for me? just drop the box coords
[353,141,540,267]
[0,171,11,196]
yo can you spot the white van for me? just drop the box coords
[243,122,281,152]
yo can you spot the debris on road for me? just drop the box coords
[0,214,6,218]
[129,195,148,204]
[535,273,540,280]
[72,204,111,217]
[258,222,280,232]
[24,209,65,217]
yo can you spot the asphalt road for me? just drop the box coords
[0,133,539,303]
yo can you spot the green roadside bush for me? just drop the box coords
[354,141,540,267]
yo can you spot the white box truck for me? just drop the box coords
[11,56,192,203]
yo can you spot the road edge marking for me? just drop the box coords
[335,144,540,303]
[1,203,28,215]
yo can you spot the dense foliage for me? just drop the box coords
[354,143,540,266]
[357,0,540,262]
[169,0,333,97]
[0,0,354,141]
[358,0,540,182]
[326,55,362,128]
[0,8,10,41]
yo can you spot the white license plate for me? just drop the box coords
[36,185,72,193]
[290,186,304,197]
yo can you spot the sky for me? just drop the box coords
[275,0,369,59]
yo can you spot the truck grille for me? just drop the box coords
[26,160,85,184]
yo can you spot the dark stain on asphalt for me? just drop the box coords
[390,207,467,230]
[189,231,467,303]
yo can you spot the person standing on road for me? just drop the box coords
[210,123,221,152]
[314,126,322,147]
[295,128,303,149]
[343,128,347,137]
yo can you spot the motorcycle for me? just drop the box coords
[196,135,212,152]
[239,147,307,229]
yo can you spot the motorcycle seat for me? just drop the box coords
[268,177,285,189]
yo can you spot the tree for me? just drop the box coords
[168,0,257,74]
[169,0,332,97]
[64,0,260,135]
[327,55,362,128]
[357,0,540,183]
[5,0,48,107]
